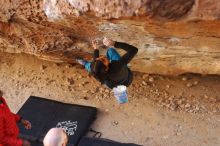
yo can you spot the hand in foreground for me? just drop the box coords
[22,140,31,146]
[103,37,115,47]
[92,40,99,50]
[21,119,32,130]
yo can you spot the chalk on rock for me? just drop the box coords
[149,77,154,82]
[182,77,188,81]
[186,83,193,87]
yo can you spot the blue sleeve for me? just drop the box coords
[84,62,92,73]
[106,48,121,62]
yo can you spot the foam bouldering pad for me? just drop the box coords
[78,137,141,146]
[17,96,97,146]
[30,141,43,146]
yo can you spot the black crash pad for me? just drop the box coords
[17,96,97,146]
[78,137,141,146]
[29,141,43,146]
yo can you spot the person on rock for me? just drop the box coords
[76,37,138,89]
[0,90,32,146]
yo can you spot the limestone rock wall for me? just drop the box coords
[0,0,220,75]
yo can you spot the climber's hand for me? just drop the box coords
[92,40,99,50]
[103,37,115,47]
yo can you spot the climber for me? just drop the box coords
[76,37,138,89]
[0,90,32,146]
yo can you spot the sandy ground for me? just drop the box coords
[0,52,220,146]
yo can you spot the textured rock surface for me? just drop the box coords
[0,0,220,75]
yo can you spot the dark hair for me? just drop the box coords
[91,60,108,83]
